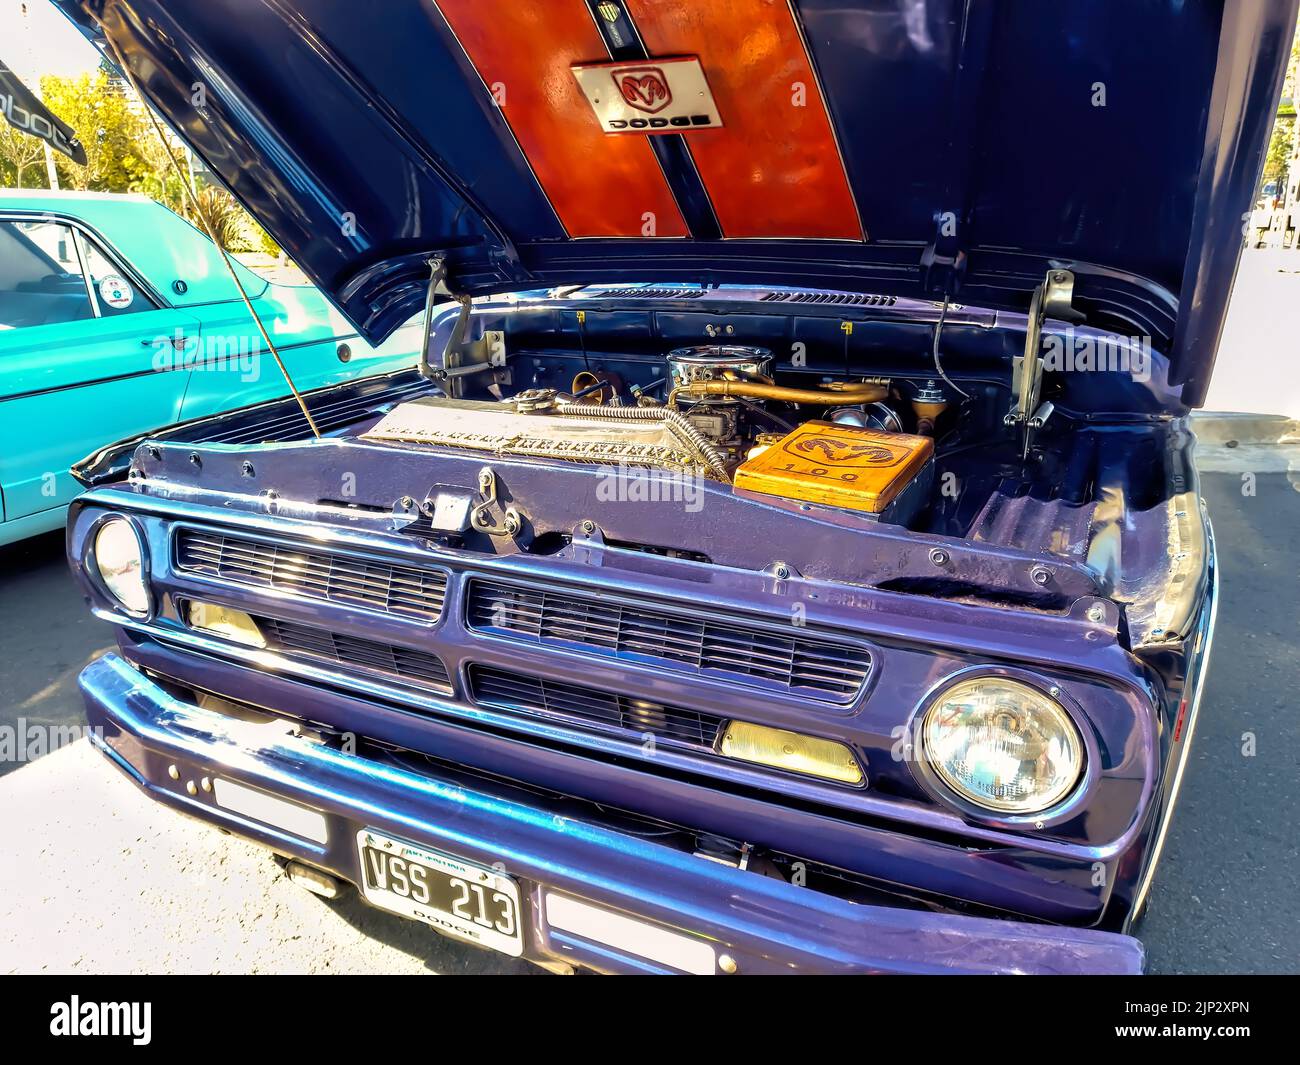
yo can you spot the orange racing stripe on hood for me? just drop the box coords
[624,0,861,240]
[433,1,688,238]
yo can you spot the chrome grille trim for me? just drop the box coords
[174,528,447,621]
[466,579,871,702]
[468,664,723,750]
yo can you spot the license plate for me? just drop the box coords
[356,830,524,957]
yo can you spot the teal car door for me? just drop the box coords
[176,285,422,421]
[0,216,199,534]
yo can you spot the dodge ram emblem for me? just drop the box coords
[790,436,899,465]
[615,68,670,114]
[571,57,723,134]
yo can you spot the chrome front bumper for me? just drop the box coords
[81,653,1145,975]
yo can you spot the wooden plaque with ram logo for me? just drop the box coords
[733,421,934,513]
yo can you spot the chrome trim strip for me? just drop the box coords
[0,329,368,404]
[70,227,101,319]
[1129,516,1219,923]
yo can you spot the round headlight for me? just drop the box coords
[921,677,1083,814]
[93,518,148,615]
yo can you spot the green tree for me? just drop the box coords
[1262,26,1300,194]
[0,119,48,189]
[39,70,148,192]
[7,63,282,266]
[129,126,190,215]
[189,185,251,251]
[1263,111,1295,187]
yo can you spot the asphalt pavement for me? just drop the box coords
[1136,468,1300,972]
[0,530,113,780]
[0,468,1296,974]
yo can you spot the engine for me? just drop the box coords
[363,342,945,527]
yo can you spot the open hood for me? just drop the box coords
[56,0,1297,406]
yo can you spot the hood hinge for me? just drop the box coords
[418,256,458,384]
[1005,268,1084,457]
[419,257,505,396]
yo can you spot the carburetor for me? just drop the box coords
[665,344,773,459]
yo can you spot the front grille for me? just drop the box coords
[467,580,870,701]
[175,529,447,621]
[469,665,723,749]
[255,615,452,693]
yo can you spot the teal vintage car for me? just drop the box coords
[0,189,423,545]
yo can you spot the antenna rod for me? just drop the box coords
[112,46,322,439]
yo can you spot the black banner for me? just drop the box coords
[0,58,87,166]
[0,974,1294,1048]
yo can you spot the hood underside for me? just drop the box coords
[57,0,1298,406]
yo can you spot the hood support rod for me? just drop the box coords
[111,45,321,440]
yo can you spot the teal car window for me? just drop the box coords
[79,233,158,318]
[0,220,94,329]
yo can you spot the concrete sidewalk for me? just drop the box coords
[1192,411,1300,475]
[0,739,532,975]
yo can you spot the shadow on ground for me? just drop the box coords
[0,531,113,778]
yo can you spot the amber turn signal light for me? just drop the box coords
[187,601,266,648]
[719,720,863,785]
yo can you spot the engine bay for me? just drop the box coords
[341,287,1205,643]
[364,342,942,525]
[77,286,1208,647]
[360,290,1153,553]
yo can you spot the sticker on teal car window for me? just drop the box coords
[99,274,134,309]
